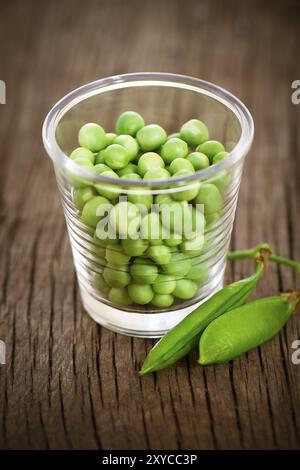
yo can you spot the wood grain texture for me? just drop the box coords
[0,0,300,450]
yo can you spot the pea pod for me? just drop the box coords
[139,259,266,376]
[199,293,300,365]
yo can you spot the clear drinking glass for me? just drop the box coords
[42,73,254,337]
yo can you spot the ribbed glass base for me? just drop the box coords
[81,278,223,337]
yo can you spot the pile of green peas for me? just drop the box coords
[68,111,230,309]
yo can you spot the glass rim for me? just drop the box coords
[42,72,254,187]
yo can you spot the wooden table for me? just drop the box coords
[0,0,300,450]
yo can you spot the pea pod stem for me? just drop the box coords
[284,291,300,304]
[227,243,272,261]
[269,255,300,274]
[228,243,300,274]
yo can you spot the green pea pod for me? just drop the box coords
[199,293,300,365]
[139,260,265,376]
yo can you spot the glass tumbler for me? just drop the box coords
[43,73,254,337]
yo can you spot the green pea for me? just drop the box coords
[83,225,97,238]
[89,241,106,260]
[128,283,154,305]
[167,132,180,140]
[143,168,170,180]
[95,273,110,295]
[81,195,110,227]
[120,173,142,181]
[172,170,200,201]
[137,152,165,176]
[109,201,141,238]
[180,119,209,147]
[103,264,131,288]
[70,147,95,164]
[94,232,119,246]
[147,245,172,265]
[116,111,145,136]
[68,158,94,189]
[72,156,95,166]
[154,194,173,205]
[180,235,205,256]
[105,244,131,265]
[94,170,121,200]
[153,274,176,294]
[180,201,195,238]
[95,150,107,164]
[105,132,117,146]
[73,186,97,211]
[130,259,158,284]
[199,294,300,365]
[133,150,144,164]
[205,170,231,192]
[128,189,153,211]
[94,163,110,174]
[164,233,182,247]
[140,212,164,245]
[212,151,229,164]
[161,201,192,237]
[114,134,139,161]
[186,152,210,171]
[152,294,174,308]
[117,163,138,176]
[168,246,180,253]
[194,183,222,215]
[91,251,108,268]
[173,279,198,300]
[104,144,131,170]
[78,123,107,152]
[95,222,119,246]
[108,287,132,306]
[205,212,220,226]
[169,158,194,175]
[136,124,167,151]
[162,252,192,278]
[160,138,189,163]
[196,140,225,162]
[186,264,208,283]
[121,238,149,256]
[191,207,206,234]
